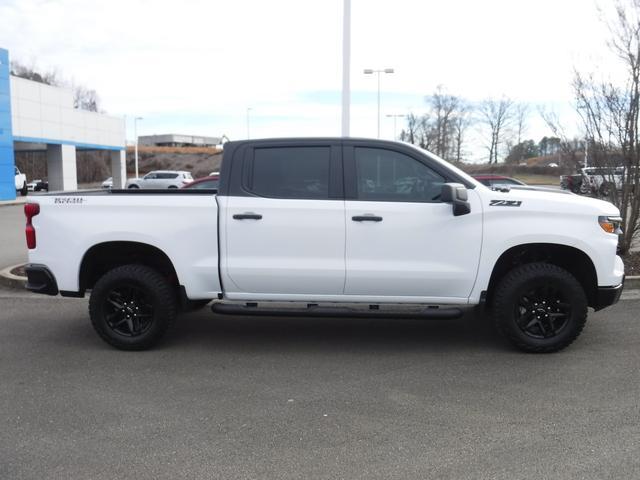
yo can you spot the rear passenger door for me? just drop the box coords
[219,142,346,299]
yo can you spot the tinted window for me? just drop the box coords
[355,147,445,202]
[157,173,179,179]
[144,173,157,179]
[249,147,330,199]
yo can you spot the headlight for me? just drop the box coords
[598,216,623,234]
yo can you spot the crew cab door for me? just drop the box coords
[219,142,345,299]
[343,145,482,302]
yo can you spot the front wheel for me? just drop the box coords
[491,263,588,353]
[128,184,140,189]
[20,183,28,196]
[89,264,177,350]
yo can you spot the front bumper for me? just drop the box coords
[594,276,625,311]
[25,264,59,296]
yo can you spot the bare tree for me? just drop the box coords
[570,0,640,253]
[428,86,460,158]
[478,97,515,164]
[73,84,100,112]
[515,103,529,146]
[10,60,60,86]
[451,103,473,163]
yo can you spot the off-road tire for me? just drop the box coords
[89,264,177,350]
[491,262,588,353]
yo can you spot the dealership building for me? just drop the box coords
[0,47,126,201]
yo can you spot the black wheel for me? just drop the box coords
[20,183,28,196]
[168,185,178,189]
[491,262,588,353]
[89,264,177,350]
[128,184,140,189]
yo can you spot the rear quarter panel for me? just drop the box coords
[27,193,220,299]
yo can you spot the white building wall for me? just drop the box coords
[10,76,125,149]
[47,144,77,191]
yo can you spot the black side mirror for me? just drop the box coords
[441,183,471,216]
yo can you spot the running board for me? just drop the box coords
[210,303,463,320]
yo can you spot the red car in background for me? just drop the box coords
[182,175,220,190]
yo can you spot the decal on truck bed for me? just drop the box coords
[54,197,85,204]
[489,200,522,207]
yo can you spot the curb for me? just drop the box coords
[0,198,28,208]
[1,262,639,293]
[0,264,27,290]
[626,275,640,290]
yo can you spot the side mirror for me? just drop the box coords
[441,183,471,216]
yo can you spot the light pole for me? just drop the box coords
[134,116,143,179]
[386,114,405,140]
[246,107,252,139]
[364,68,394,138]
[341,0,351,137]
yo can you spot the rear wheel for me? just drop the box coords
[89,264,177,350]
[491,262,588,353]
[20,182,28,196]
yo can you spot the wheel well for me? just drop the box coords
[486,243,598,308]
[79,241,179,292]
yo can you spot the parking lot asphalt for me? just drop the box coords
[0,205,27,268]
[1,288,638,480]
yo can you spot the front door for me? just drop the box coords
[220,143,346,299]
[344,146,482,302]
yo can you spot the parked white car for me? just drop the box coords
[101,177,113,189]
[14,166,27,196]
[125,170,193,189]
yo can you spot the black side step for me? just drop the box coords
[211,303,463,320]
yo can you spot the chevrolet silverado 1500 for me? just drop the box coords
[24,138,625,352]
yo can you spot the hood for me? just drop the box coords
[477,183,620,217]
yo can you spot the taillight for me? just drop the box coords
[24,203,40,249]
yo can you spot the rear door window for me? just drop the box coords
[247,147,331,199]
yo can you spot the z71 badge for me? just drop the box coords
[489,200,522,207]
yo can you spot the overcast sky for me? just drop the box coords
[0,0,620,160]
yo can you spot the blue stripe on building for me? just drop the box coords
[0,48,16,201]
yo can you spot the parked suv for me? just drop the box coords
[126,170,193,189]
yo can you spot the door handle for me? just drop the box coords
[233,213,263,220]
[352,215,383,222]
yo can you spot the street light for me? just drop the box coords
[364,68,394,138]
[386,113,405,140]
[134,116,143,179]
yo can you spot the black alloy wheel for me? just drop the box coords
[89,264,177,350]
[103,284,155,337]
[514,285,572,339]
[491,262,588,353]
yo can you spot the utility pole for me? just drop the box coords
[134,116,143,179]
[341,0,351,137]
[386,114,405,140]
[364,68,394,138]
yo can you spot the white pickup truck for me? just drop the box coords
[23,138,625,352]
